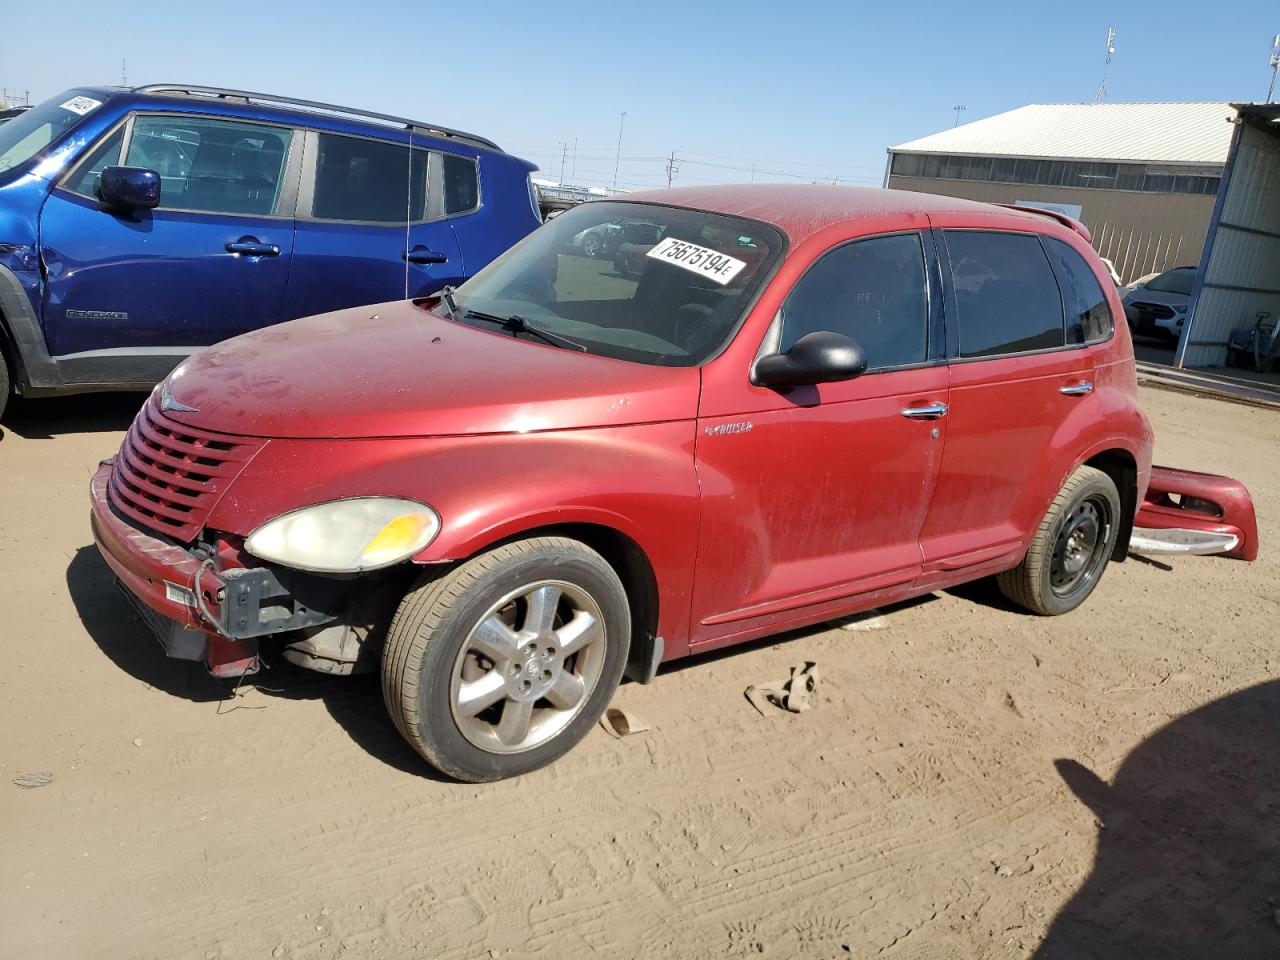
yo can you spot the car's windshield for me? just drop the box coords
[0,91,104,175]
[1145,269,1194,295]
[453,201,785,366]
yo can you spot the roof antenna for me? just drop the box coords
[1092,25,1117,104]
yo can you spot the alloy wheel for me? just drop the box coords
[448,580,607,754]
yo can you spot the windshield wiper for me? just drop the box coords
[437,284,461,321]
[463,309,587,352]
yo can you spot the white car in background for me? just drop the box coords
[1122,266,1196,340]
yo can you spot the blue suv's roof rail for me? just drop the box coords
[133,84,502,152]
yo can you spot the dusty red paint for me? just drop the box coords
[1136,466,1259,562]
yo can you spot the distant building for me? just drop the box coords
[886,102,1234,283]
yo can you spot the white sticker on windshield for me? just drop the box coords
[59,96,102,116]
[645,236,747,286]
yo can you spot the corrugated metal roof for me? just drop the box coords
[891,102,1235,166]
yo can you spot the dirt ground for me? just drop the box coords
[0,385,1276,960]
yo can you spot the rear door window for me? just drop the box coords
[126,115,291,216]
[312,133,427,222]
[781,233,929,369]
[1043,238,1113,344]
[945,231,1065,357]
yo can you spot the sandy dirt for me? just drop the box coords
[0,385,1277,960]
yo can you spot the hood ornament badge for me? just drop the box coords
[160,392,200,414]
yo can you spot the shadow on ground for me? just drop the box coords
[1,392,148,439]
[1037,679,1280,958]
[66,545,447,780]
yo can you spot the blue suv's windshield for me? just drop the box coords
[0,91,103,174]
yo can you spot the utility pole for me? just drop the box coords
[121,58,128,87]
[559,142,568,186]
[750,163,756,183]
[1092,25,1117,103]
[571,137,578,181]
[1268,33,1280,102]
[665,150,679,188]
[612,112,627,191]
[953,105,966,127]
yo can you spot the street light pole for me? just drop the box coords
[612,112,627,191]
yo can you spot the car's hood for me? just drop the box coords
[1123,288,1189,309]
[161,301,700,439]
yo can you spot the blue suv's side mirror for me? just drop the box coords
[98,166,161,211]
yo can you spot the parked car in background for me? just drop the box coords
[1122,265,1196,339]
[567,220,623,257]
[91,185,1254,783]
[0,85,542,417]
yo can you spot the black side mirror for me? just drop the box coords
[753,331,868,387]
[98,166,161,211]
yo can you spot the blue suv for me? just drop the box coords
[0,85,542,415]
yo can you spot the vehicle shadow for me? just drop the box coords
[655,593,940,677]
[1036,679,1280,958]
[942,575,1026,613]
[1,392,147,439]
[65,545,447,780]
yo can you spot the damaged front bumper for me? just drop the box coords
[1132,465,1259,561]
[90,461,344,677]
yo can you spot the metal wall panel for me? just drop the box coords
[886,175,1214,282]
[1180,122,1280,368]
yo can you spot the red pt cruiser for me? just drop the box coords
[90,185,1257,781]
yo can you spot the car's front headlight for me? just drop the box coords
[245,498,440,573]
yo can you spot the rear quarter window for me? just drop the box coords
[1043,238,1114,344]
[946,231,1065,358]
[441,153,479,215]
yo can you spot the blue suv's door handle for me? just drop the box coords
[225,239,281,257]
[403,248,449,264]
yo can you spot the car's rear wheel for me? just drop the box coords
[997,466,1121,616]
[381,537,630,782]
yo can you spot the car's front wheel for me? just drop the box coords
[997,465,1121,616]
[382,537,630,781]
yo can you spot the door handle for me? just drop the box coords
[1060,381,1095,396]
[225,240,281,257]
[900,402,949,420]
[403,248,449,264]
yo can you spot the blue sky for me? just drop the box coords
[2,0,1275,190]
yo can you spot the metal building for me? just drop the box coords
[886,103,1234,283]
[1177,103,1280,368]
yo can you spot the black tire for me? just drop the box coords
[382,536,630,782]
[0,349,9,421]
[997,466,1121,616]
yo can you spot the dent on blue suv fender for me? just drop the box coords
[0,262,61,390]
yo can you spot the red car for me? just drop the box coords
[90,185,1257,782]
